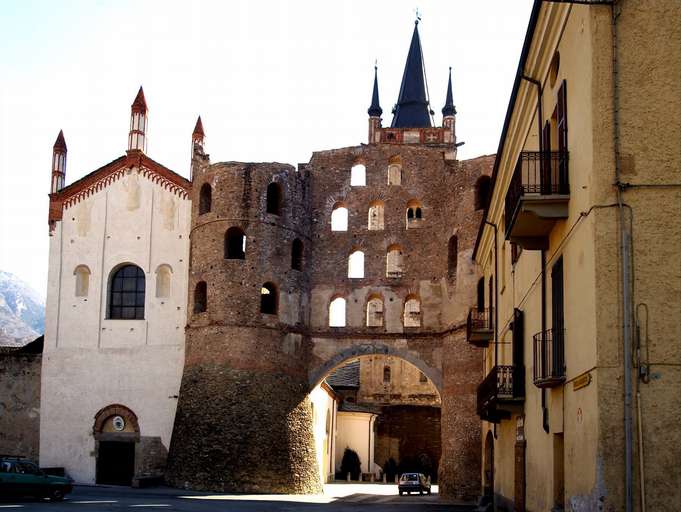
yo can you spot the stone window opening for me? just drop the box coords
[403,295,421,327]
[387,156,402,186]
[74,265,91,297]
[350,163,366,186]
[386,244,404,278]
[291,239,304,271]
[155,264,172,298]
[329,296,346,327]
[448,235,458,278]
[331,203,348,231]
[266,182,283,215]
[368,201,385,231]
[383,365,391,383]
[366,295,384,327]
[108,264,145,320]
[198,183,212,215]
[194,281,207,313]
[406,199,423,228]
[225,227,246,259]
[260,282,278,315]
[348,250,364,279]
[474,176,492,211]
[477,277,485,311]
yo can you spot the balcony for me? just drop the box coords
[532,328,566,388]
[477,365,525,423]
[466,308,494,347]
[505,151,569,249]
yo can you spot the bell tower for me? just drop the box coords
[128,86,148,152]
[51,130,67,193]
[367,65,383,144]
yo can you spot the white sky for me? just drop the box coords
[0,0,533,295]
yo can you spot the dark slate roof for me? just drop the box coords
[442,67,456,117]
[391,22,433,128]
[339,401,381,415]
[326,359,360,388]
[367,66,383,117]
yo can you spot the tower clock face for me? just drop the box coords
[112,415,126,431]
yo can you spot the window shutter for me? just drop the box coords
[557,80,569,192]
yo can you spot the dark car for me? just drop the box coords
[0,457,72,501]
[398,472,431,495]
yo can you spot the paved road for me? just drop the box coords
[0,484,475,511]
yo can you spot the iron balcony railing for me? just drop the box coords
[466,308,493,347]
[532,328,566,387]
[477,365,525,421]
[505,150,570,232]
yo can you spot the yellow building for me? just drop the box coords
[471,1,680,511]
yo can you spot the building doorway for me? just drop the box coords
[96,441,135,485]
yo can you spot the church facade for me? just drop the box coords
[40,23,492,499]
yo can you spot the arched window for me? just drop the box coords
[329,296,346,327]
[477,277,485,311]
[383,365,391,383]
[74,265,90,297]
[448,236,458,278]
[386,244,404,278]
[260,282,278,315]
[351,164,366,186]
[108,264,145,320]
[368,201,384,231]
[403,295,421,327]
[475,176,492,211]
[406,199,423,228]
[331,203,348,231]
[155,264,172,298]
[266,182,282,215]
[291,239,304,271]
[194,281,207,313]
[366,295,384,327]
[199,183,212,215]
[387,157,402,186]
[225,227,246,259]
[348,250,364,278]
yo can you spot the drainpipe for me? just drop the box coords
[541,249,549,433]
[484,220,499,440]
[610,3,634,512]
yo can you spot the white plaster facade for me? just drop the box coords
[335,410,378,477]
[40,163,191,484]
[309,383,338,484]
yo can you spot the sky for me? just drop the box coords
[0,0,533,296]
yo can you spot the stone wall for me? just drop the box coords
[0,351,41,460]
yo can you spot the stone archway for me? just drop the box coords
[93,404,139,486]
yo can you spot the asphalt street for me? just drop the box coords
[0,483,475,511]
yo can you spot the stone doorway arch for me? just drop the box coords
[93,404,139,486]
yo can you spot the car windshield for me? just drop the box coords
[401,473,419,482]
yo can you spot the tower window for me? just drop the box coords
[331,203,348,231]
[383,365,391,383]
[291,239,304,271]
[387,156,402,186]
[406,200,423,228]
[348,250,365,279]
[108,264,145,320]
[329,296,346,327]
[194,281,207,313]
[155,264,172,298]
[366,295,384,327]
[386,244,404,278]
[368,201,385,231]
[475,176,492,211]
[260,282,278,315]
[266,182,282,215]
[448,235,458,278]
[403,295,421,327]
[225,227,246,259]
[351,164,366,186]
[199,183,212,215]
[74,265,91,297]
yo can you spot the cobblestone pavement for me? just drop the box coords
[0,483,475,511]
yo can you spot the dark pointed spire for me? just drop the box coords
[391,21,432,128]
[193,116,205,138]
[53,130,67,151]
[368,65,383,117]
[442,67,456,117]
[131,86,147,113]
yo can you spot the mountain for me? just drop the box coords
[0,270,45,347]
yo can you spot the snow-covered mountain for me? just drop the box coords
[0,270,45,346]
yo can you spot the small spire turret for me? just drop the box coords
[442,67,456,117]
[192,116,205,146]
[128,86,148,152]
[367,65,383,144]
[51,130,67,193]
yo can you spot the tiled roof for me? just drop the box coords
[326,359,360,389]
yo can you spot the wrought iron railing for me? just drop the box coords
[532,328,566,386]
[466,308,493,343]
[505,150,569,229]
[477,365,525,418]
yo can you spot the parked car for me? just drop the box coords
[0,457,72,501]
[398,472,431,495]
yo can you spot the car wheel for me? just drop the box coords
[399,491,403,496]
[50,488,65,501]
[419,490,423,495]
